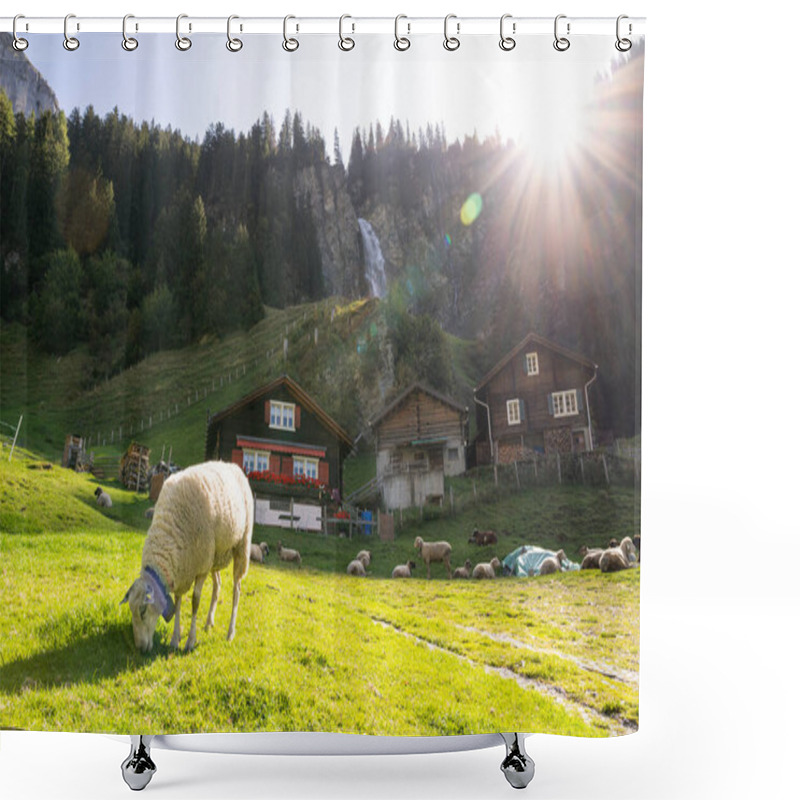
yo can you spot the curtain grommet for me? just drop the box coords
[444,14,460,51]
[63,14,80,51]
[176,14,192,51]
[499,14,516,51]
[338,14,355,51]
[283,15,299,52]
[394,15,411,51]
[226,15,243,52]
[553,14,570,52]
[615,15,632,52]
[122,14,139,51]
[12,15,29,51]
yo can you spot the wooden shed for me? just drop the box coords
[369,383,468,511]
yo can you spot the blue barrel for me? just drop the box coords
[361,509,373,536]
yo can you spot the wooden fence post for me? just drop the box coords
[602,454,610,485]
[514,460,521,488]
[580,456,585,484]
[556,453,562,484]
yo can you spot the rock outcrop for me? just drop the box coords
[0,32,60,116]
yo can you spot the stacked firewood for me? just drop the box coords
[119,442,150,492]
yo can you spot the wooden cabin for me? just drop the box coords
[205,375,353,530]
[473,333,598,465]
[369,383,468,510]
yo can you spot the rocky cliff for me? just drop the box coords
[0,32,59,115]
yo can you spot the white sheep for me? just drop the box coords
[413,536,453,579]
[121,461,254,652]
[94,486,112,508]
[580,547,604,570]
[472,557,502,580]
[452,559,472,579]
[346,559,367,576]
[356,549,372,568]
[539,549,566,576]
[249,541,269,564]
[277,541,302,566]
[391,560,416,578]
[599,536,637,573]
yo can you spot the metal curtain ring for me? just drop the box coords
[338,14,355,51]
[283,15,299,52]
[499,13,515,51]
[615,14,632,51]
[226,15,243,52]
[176,14,192,51]
[122,14,138,51]
[553,14,570,51]
[63,13,80,51]
[444,14,460,51]
[394,15,410,51]
[12,15,29,51]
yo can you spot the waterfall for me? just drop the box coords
[358,218,387,299]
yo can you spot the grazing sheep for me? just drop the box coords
[468,528,498,546]
[391,560,417,578]
[414,536,453,579]
[539,549,566,576]
[277,541,302,566]
[121,461,254,653]
[346,559,367,576]
[249,541,269,564]
[356,550,372,568]
[452,559,472,579]
[472,557,502,580]
[599,536,637,573]
[94,486,112,508]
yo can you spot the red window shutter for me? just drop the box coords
[294,405,301,428]
[269,454,281,473]
[281,456,294,476]
[318,461,330,486]
[264,401,270,424]
[231,449,244,470]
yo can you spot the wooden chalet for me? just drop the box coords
[205,375,353,530]
[369,383,468,510]
[473,333,598,465]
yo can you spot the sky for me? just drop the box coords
[25,31,619,161]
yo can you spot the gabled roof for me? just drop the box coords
[474,333,597,393]
[208,374,354,449]
[368,382,468,428]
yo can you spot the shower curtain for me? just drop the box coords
[0,19,643,738]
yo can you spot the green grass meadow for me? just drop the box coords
[0,451,639,737]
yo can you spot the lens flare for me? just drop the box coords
[444,234,452,247]
[460,193,483,226]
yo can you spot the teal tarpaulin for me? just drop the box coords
[502,546,581,577]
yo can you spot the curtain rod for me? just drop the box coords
[2,16,645,38]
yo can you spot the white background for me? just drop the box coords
[2,1,798,799]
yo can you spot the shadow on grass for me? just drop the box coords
[0,620,180,694]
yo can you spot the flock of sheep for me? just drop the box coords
[110,461,639,654]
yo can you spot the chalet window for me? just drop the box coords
[242,448,270,474]
[525,352,539,376]
[293,457,319,480]
[447,447,459,461]
[507,399,522,425]
[551,389,579,418]
[269,401,296,431]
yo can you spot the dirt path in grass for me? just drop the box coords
[371,617,633,736]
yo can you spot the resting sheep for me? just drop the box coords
[472,557,502,580]
[452,559,472,579]
[599,536,637,573]
[414,536,453,579]
[277,541,302,566]
[391,560,416,579]
[468,528,498,546]
[539,549,566,576]
[94,486,112,508]
[121,461,254,653]
[580,548,604,570]
[249,541,269,564]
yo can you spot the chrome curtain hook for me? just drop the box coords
[553,14,570,51]
[122,14,139,51]
[63,13,80,51]
[283,15,299,52]
[338,14,355,51]
[499,14,516,51]
[176,13,192,51]
[394,14,410,51]
[444,14,460,51]
[12,14,29,51]
[226,15,243,52]
[615,14,632,52]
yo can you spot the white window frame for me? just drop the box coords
[293,456,319,480]
[269,401,296,431]
[507,398,521,425]
[525,351,539,376]
[242,448,270,475]
[552,389,579,418]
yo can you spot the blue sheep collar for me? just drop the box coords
[143,566,175,621]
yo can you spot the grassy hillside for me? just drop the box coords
[0,450,639,736]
